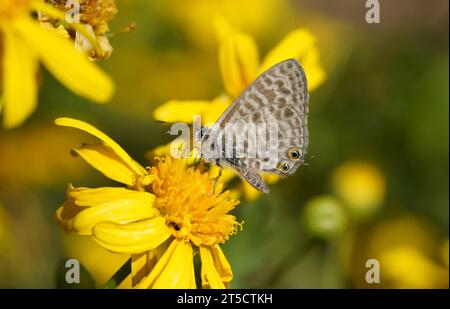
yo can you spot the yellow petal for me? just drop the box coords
[147,142,182,161]
[147,141,200,166]
[55,117,147,177]
[260,28,315,71]
[209,244,233,282]
[12,17,114,103]
[216,18,259,98]
[67,184,154,207]
[130,243,171,287]
[260,28,326,91]
[228,188,242,201]
[137,239,196,289]
[1,24,38,129]
[93,217,171,253]
[299,46,327,92]
[117,275,132,289]
[67,186,158,235]
[55,200,84,233]
[39,23,70,39]
[131,253,149,287]
[72,143,141,186]
[202,95,232,125]
[152,95,231,132]
[153,100,210,123]
[214,15,232,43]
[262,172,280,185]
[200,245,232,289]
[242,182,262,202]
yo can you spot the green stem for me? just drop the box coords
[102,258,132,289]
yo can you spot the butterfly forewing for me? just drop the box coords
[203,59,309,192]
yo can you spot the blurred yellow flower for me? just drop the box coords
[332,161,385,218]
[216,16,326,97]
[0,0,114,128]
[0,206,13,256]
[353,216,448,288]
[379,246,448,289]
[441,239,449,269]
[55,117,241,288]
[153,16,326,200]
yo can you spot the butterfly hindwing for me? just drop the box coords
[236,166,269,194]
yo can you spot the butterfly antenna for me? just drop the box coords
[155,120,176,125]
[302,154,314,166]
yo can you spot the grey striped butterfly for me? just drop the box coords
[196,58,309,193]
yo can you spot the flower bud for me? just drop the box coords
[302,196,347,239]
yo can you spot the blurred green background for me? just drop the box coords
[0,0,448,288]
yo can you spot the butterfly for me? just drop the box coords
[196,58,309,193]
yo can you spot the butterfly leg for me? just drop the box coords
[194,153,203,171]
[213,163,223,194]
[193,153,198,169]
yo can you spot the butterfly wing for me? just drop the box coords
[213,59,309,180]
[235,165,270,193]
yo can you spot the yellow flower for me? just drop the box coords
[152,17,326,200]
[0,0,114,129]
[54,117,241,288]
[39,0,118,60]
[332,161,385,218]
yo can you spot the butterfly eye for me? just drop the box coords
[288,147,301,161]
[278,161,290,173]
